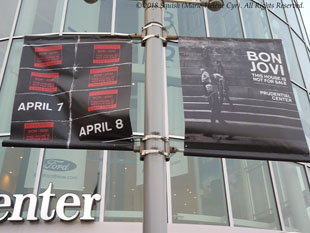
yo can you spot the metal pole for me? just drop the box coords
[143,0,168,233]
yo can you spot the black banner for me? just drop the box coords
[179,37,310,162]
[3,35,133,150]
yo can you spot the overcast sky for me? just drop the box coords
[300,1,310,41]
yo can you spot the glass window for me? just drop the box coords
[115,0,144,34]
[292,85,310,148]
[227,159,281,230]
[166,43,184,136]
[282,0,302,36]
[0,0,19,38]
[240,0,271,39]
[37,149,103,221]
[295,8,310,49]
[0,41,8,70]
[130,77,144,133]
[164,7,205,135]
[165,6,206,37]
[270,13,305,87]
[265,0,286,21]
[114,1,144,133]
[130,43,145,133]
[64,0,112,33]
[0,39,23,133]
[14,0,64,35]
[104,150,143,222]
[292,33,310,89]
[272,162,310,232]
[0,137,41,219]
[207,0,243,38]
[171,142,228,225]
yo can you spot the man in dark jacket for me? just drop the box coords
[201,69,227,127]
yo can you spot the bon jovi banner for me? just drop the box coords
[3,35,133,150]
[179,37,310,162]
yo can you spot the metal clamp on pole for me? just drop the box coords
[141,34,167,47]
[141,22,168,47]
[141,134,168,142]
[140,135,170,161]
[142,22,164,31]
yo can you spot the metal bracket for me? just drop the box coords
[141,149,169,157]
[139,135,170,161]
[142,22,164,31]
[162,27,168,47]
[141,22,168,47]
[142,34,167,47]
[141,134,168,142]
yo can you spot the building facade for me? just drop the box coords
[0,0,310,232]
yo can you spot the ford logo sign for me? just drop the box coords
[43,159,77,172]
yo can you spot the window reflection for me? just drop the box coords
[227,159,280,230]
[115,0,144,34]
[292,33,310,90]
[14,0,64,35]
[104,151,143,222]
[38,149,103,221]
[270,13,305,87]
[207,0,243,38]
[165,6,206,37]
[292,85,310,148]
[65,0,112,33]
[265,0,286,20]
[164,6,205,136]
[0,41,8,70]
[0,0,19,38]
[295,7,310,49]
[0,40,23,133]
[272,162,310,232]
[114,0,146,132]
[240,0,271,39]
[130,78,144,133]
[0,137,40,218]
[166,43,184,136]
[171,142,228,226]
[130,79,144,133]
[163,8,196,142]
[282,0,302,36]
[130,43,145,133]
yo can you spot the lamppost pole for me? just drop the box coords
[143,0,168,233]
[141,1,224,232]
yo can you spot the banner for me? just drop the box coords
[3,35,133,150]
[179,37,310,162]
